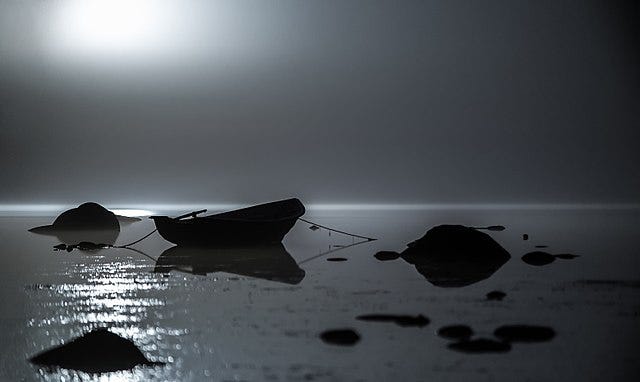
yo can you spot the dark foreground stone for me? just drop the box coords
[29,328,163,373]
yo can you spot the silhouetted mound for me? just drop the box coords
[437,325,473,340]
[400,225,511,287]
[29,328,163,373]
[29,202,120,233]
[494,325,555,343]
[447,338,511,353]
[374,251,400,261]
[356,314,429,327]
[554,253,579,260]
[486,290,507,301]
[154,244,305,285]
[320,329,360,346]
[327,257,347,262]
[522,251,556,266]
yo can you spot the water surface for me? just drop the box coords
[1,208,639,381]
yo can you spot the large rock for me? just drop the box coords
[30,202,120,232]
[400,225,510,287]
[29,328,163,373]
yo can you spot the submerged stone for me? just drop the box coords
[374,251,401,261]
[400,225,511,287]
[494,325,555,343]
[447,338,511,353]
[522,251,556,266]
[356,314,429,327]
[437,325,474,340]
[320,329,360,346]
[29,328,163,373]
[486,290,507,301]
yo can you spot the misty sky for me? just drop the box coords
[1,0,638,204]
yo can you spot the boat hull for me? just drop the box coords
[150,198,305,247]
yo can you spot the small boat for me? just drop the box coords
[150,198,305,246]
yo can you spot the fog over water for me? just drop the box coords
[1,0,639,204]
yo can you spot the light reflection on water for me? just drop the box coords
[1,209,639,381]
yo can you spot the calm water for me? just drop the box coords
[1,208,639,381]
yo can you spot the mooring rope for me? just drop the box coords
[297,217,376,241]
[115,229,158,248]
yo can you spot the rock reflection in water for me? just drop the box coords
[154,244,305,285]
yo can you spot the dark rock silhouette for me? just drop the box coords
[154,244,305,285]
[399,225,511,287]
[437,325,474,340]
[28,203,122,249]
[356,314,429,327]
[535,245,548,248]
[522,251,556,266]
[486,290,507,301]
[523,234,529,240]
[320,329,360,346]
[29,202,120,232]
[374,251,401,261]
[447,338,511,353]
[29,328,163,373]
[327,257,347,262]
[494,325,555,343]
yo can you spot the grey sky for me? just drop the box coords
[1,0,638,204]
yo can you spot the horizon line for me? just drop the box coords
[1,202,640,216]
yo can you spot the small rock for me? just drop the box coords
[554,254,579,260]
[374,251,400,261]
[522,234,529,240]
[326,257,347,262]
[522,251,556,266]
[320,329,360,346]
[486,290,507,301]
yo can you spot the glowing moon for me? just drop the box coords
[48,0,180,59]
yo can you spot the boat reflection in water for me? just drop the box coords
[154,244,306,285]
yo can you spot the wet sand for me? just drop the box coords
[0,207,639,381]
